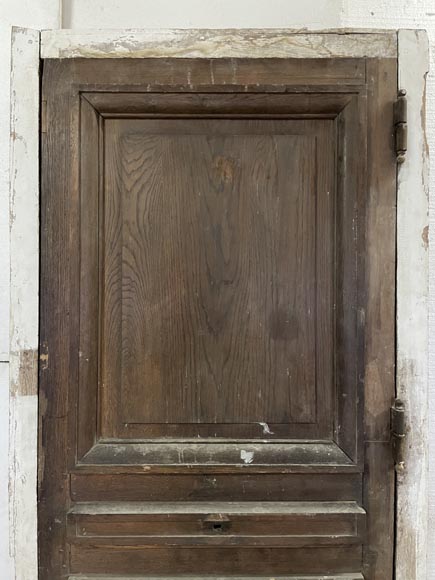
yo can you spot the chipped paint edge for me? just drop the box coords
[396,29,430,580]
[9,26,40,580]
[40,28,398,59]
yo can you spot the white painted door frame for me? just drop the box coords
[9,27,429,580]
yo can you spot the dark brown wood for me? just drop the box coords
[67,501,366,547]
[39,56,396,580]
[362,58,397,580]
[100,117,333,439]
[70,473,363,502]
[69,545,363,575]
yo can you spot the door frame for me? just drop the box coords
[9,27,429,580]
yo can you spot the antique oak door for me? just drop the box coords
[39,56,396,579]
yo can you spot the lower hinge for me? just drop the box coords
[391,398,406,472]
[394,89,407,164]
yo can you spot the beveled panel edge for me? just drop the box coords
[68,500,366,515]
[40,29,397,59]
[77,441,357,471]
[83,91,356,117]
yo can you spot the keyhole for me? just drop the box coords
[213,523,223,532]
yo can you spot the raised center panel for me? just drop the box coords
[99,118,334,441]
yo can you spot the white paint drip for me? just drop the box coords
[259,422,274,435]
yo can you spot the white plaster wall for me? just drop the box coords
[61,0,341,29]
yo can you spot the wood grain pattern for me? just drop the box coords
[100,119,334,437]
[362,58,397,580]
[70,473,362,502]
[69,545,363,575]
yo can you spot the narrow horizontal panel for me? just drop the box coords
[71,473,362,502]
[83,92,354,117]
[80,442,354,467]
[69,545,362,574]
[68,501,365,547]
[41,28,397,59]
[43,57,368,94]
[70,501,365,515]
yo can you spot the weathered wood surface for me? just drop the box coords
[101,118,332,437]
[69,545,363,575]
[362,57,397,580]
[69,500,365,514]
[9,26,40,580]
[40,28,397,59]
[68,501,365,547]
[79,442,354,469]
[40,54,395,579]
[395,29,430,580]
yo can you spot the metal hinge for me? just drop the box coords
[391,398,406,472]
[394,89,407,164]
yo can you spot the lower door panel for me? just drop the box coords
[68,502,365,575]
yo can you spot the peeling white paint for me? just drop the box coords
[240,450,254,464]
[395,29,429,580]
[9,26,40,580]
[40,28,398,59]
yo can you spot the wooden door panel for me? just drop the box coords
[70,472,362,502]
[101,118,333,438]
[70,545,363,576]
[78,91,355,456]
[68,501,365,542]
[39,57,396,579]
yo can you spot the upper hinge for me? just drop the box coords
[394,89,407,164]
[391,398,406,472]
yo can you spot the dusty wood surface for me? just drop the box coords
[40,28,398,59]
[69,500,366,514]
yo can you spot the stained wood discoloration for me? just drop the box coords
[10,348,38,396]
